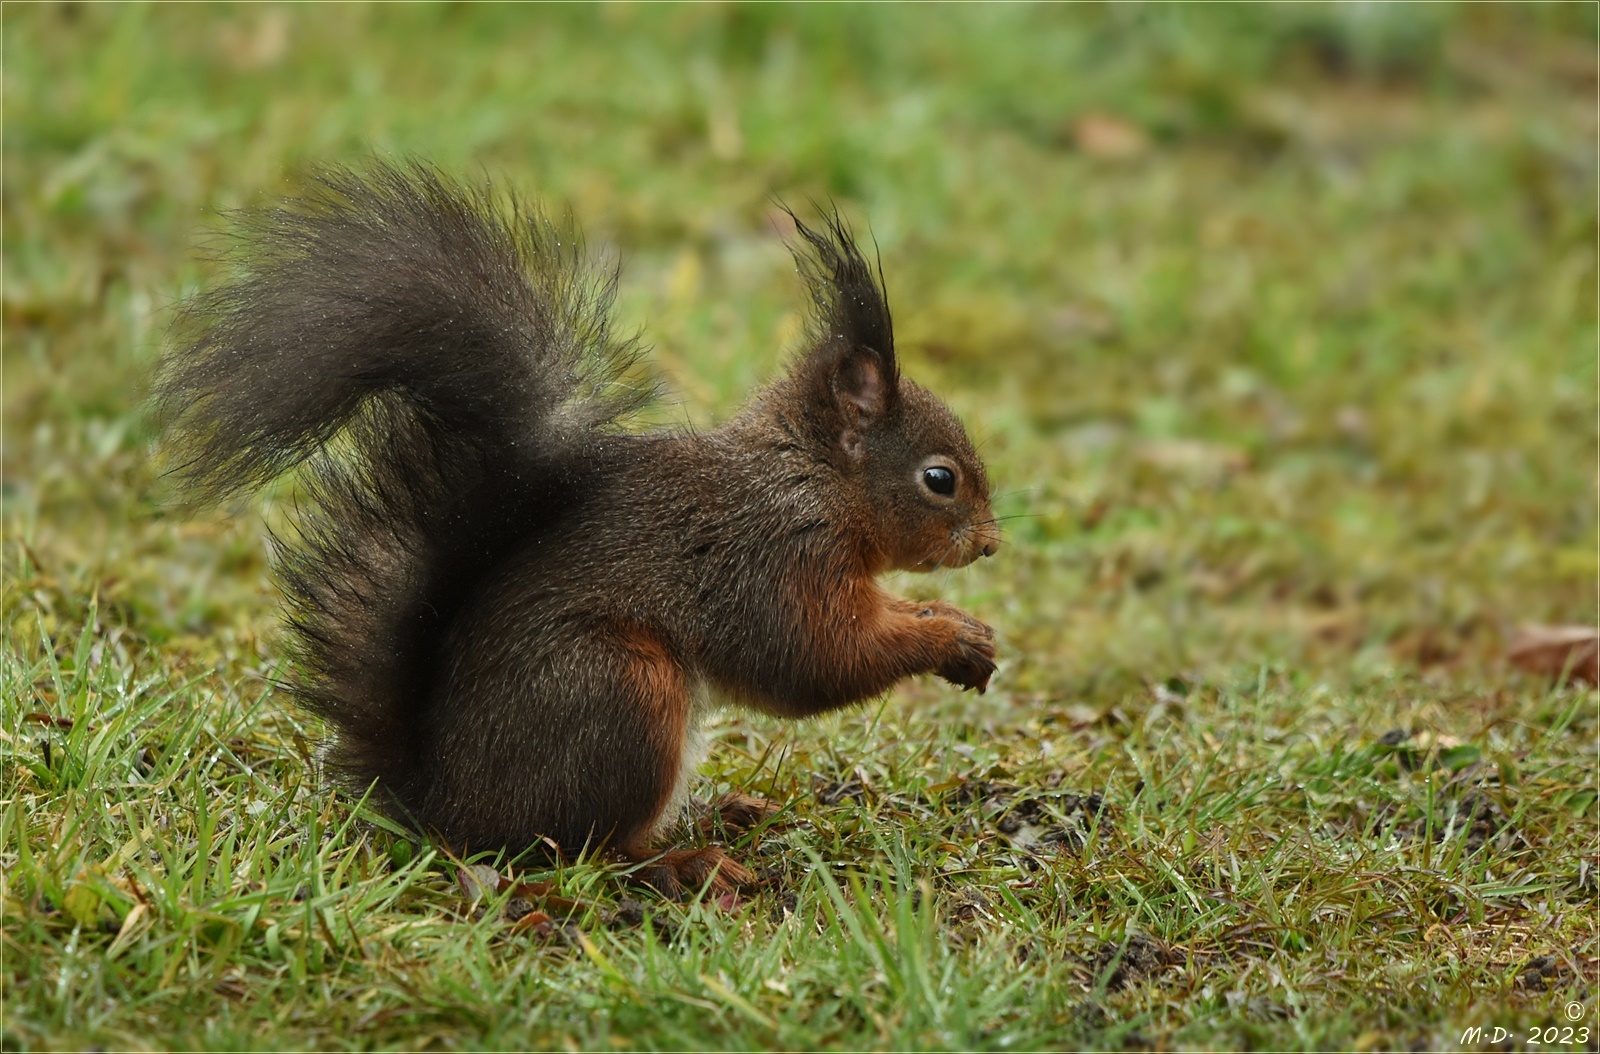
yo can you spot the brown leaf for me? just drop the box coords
[1078,497,1111,531]
[1069,114,1151,159]
[1508,625,1598,685]
[507,879,555,900]
[509,908,554,936]
[507,880,590,915]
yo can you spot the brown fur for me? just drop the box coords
[155,163,999,890]
[613,624,691,839]
[629,847,755,899]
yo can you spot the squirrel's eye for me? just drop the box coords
[922,466,956,497]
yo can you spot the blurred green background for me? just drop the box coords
[3,4,1596,1048]
[6,3,1593,685]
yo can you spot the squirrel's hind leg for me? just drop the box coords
[606,630,755,900]
[621,792,776,898]
[621,790,775,899]
[696,792,782,839]
[624,846,757,900]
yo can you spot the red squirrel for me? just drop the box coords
[157,163,999,897]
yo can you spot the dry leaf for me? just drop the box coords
[457,863,505,904]
[1069,114,1151,159]
[509,907,554,936]
[507,878,555,900]
[1508,625,1598,685]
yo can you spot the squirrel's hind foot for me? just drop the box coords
[697,792,782,838]
[627,846,756,901]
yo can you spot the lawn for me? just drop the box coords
[4,4,1597,1050]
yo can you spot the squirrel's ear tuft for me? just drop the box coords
[784,206,898,422]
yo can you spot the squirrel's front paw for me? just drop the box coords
[920,603,997,692]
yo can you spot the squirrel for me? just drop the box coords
[156,162,1000,897]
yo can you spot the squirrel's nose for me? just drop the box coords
[980,536,999,558]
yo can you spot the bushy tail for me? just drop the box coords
[156,161,648,807]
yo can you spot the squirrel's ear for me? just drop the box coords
[784,206,898,435]
[832,345,891,420]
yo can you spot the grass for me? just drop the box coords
[4,4,1597,1050]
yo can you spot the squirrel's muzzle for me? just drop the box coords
[974,519,1001,560]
